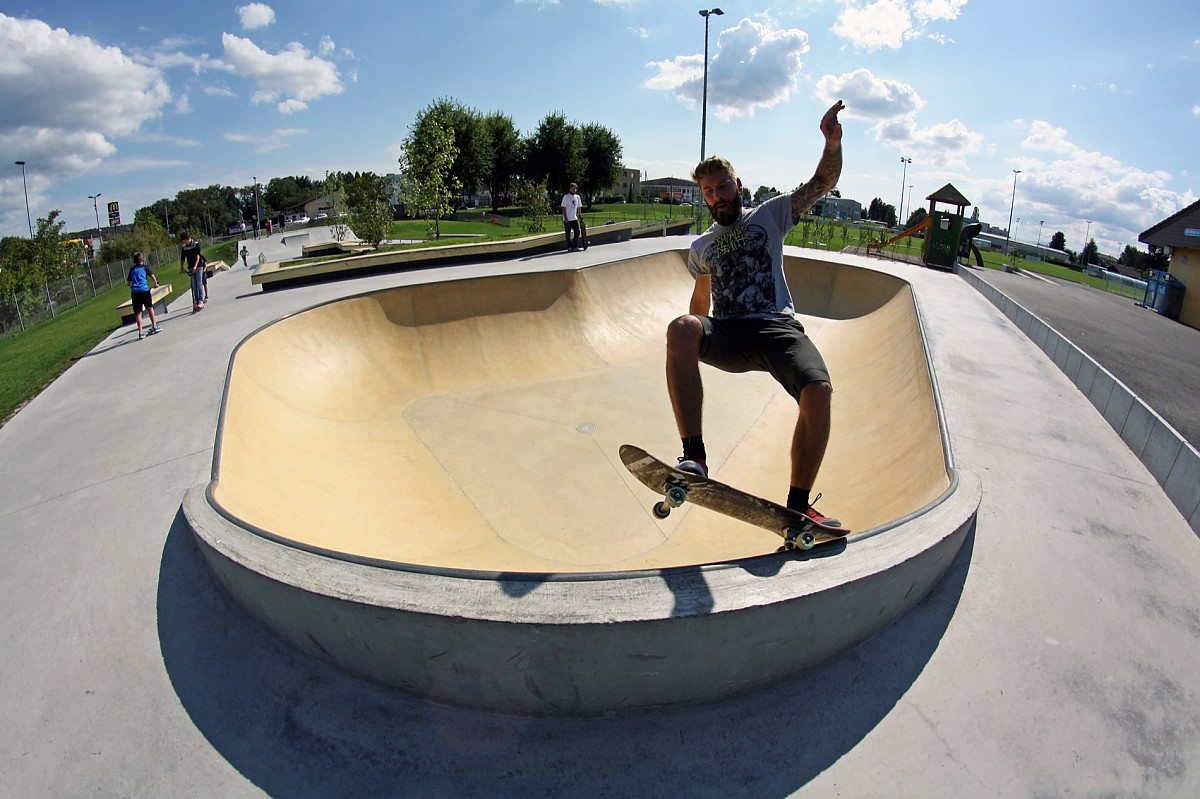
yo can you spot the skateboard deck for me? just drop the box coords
[619,444,850,551]
[580,217,588,250]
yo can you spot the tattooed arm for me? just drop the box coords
[790,100,845,225]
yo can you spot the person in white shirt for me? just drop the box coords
[561,183,584,252]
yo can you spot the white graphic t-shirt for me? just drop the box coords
[687,193,794,319]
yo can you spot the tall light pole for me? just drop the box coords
[88,193,103,235]
[898,156,912,226]
[1083,219,1093,266]
[253,176,261,240]
[15,160,33,237]
[1037,220,1044,249]
[1005,169,1021,254]
[698,7,723,234]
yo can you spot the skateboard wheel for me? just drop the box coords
[653,501,672,519]
[665,485,688,507]
[785,528,817,551]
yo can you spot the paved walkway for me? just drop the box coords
[1,242,1199,796]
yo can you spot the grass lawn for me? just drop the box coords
[0,242,229,426]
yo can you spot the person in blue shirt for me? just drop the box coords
[127,252,162,340]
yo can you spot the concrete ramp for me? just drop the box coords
[188,248,977,715]
[211,249,949,571]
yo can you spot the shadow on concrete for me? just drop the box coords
[158,508,974,797]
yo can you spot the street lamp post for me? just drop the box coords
[88,193,103,235]
[1037,220,1044,249]
[697,7,723,234]
[15,161,33,237]
[898,156,912,226]
[253,177,261,240]
[1005,169,1021,254]
[1083,219,1093,266]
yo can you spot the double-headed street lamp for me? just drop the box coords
[1037,220,1045,249]
[14,160,33,237]
[1005,169,1021,254]
[253,176,261,240]
[898,156,912,226]
[697,8,723,233]
[88,193,103,235]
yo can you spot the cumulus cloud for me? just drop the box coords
[0,14,170,188]
[816,68,980,167]
[220,33,342,114]
[1014,119,1195,244]
[834,0,968,49]
[644,16,809,120]
[238,3,276,30]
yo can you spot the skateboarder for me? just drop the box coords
[127,252,162,340]
[179,231,204,313]
[561,182,583,251]
[665,100,846,527]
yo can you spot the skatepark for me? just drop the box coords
[2,231,1200,794]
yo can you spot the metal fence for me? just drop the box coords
[0,244,179,340]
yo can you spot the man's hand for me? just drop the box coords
[820,100,844,146]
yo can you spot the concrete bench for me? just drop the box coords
[205,259,231,276]
[116,284,172,326]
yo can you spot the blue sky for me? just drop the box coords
[1,1,1196,256]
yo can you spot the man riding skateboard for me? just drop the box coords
[666,100,846,528]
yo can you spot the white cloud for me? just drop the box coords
[1192,105,1199,116]
[644,16,809,120]
[0,14,170,183]
[238,3,276,30]
[221,33,343,114]
[174,93,192,114]
[224,127,306,154]
[833,0,968,50]
[833,0,913,50]
[318,36,335,57]
[816,69,924,119]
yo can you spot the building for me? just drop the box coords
[814,195,863,221]
[615,167,641,202]
[1139,198,1200,328]
[642,176,698,205]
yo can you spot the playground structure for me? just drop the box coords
[871,183,981,270]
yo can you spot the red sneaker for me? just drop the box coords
[802,493,842,528]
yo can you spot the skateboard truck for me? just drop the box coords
[653,477,690,518]
[782,525,818,551]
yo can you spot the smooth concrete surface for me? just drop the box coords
[2,239,1200,794]
[959,264,1200,535]
[212,250,951,570]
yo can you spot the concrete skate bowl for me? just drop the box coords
[184,248,979,716]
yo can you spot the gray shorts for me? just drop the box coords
[699,315,830,400]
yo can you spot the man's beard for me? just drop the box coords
[708,194,743,227]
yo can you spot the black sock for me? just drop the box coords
[682,435,706,462]
[788,487,811,511]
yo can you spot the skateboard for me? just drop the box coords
[619,444,850,551]
[579,217,588,250]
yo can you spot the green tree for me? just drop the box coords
[321,172,352,242]
[867,198,897,227]
[515,177,554,233]
[265,175,318,215]
[400,109,461,239]
[97,218,171,265]
[31,210,72,281]
[578,122,623,207]
[1049,231,1067,251]
[905,207,928,230]
[524,112,584,197]
[482,112,522,211]
[1081,239,1099,267]
[345,173,393,248]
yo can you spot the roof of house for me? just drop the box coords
[1139,197,1200,249]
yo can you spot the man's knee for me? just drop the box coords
[799,380,832,413]
[666,315,704,356]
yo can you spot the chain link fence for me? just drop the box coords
[1,244,178,340]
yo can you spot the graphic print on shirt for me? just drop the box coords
[706,222,775,317]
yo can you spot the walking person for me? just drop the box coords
[665,100,846,526]
[127,252,162,340]
[561,182,583,252]
[179,231,204,313]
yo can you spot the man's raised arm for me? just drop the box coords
[790,100,845,224]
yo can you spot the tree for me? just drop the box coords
[413,99,489,202]
[321,172,352,242]
[867,197,897,227]
[400,108,461,239]
[482,111,522,211]
[1081,239,1099,267]
[97,218,171,265]
[1049,231,1066,251]
[515,177,554,233]
[344,173,393,248]
[524,112,584,197]
[264,176,318,217]
[31,210,72,281]
[905,207,928,230]
[578,122,623,207]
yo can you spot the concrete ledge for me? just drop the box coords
[183,470,979,716]
[301,240,373,258]
[116,284,172,325]
[252,220,641,291]
[957,264,1200,533]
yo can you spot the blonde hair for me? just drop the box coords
[692,156,737,183]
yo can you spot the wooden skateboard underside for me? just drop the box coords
[619,444,849,551]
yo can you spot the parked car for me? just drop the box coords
[312,213,329,222]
